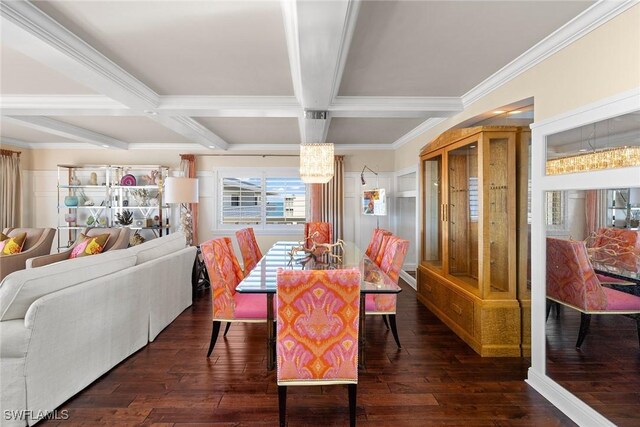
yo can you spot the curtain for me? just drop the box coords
[585,189,601,239]
[0,150,22,229]
[308,156,344,242]
[180,154,199,245]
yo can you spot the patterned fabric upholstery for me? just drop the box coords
[366,237,409,314]
[304,222,333,250]
[276,268,360,384]
[201,237,266,320]
[591,227,640,272]
[236,227,263,275]
[365,228,392,260]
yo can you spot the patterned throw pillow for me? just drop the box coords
[69,233,111,259]
[0,232,27,255]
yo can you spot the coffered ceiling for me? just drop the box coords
[2,0,626,152]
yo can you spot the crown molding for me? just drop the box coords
[4,116,129,149]
[461,0,639,107]
[0,0,159,108]
[158,96,301,117]
[330,96,462,118]
[0,137,33,149]
[391,117,448,150]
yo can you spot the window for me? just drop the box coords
[545,191,563,226]
[218,170,306,230]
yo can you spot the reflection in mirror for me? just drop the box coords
[545,188,640,425]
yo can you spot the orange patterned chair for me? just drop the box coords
[365,228,392,260]
[236,227,263,275]
[276,268,360,427]
[201,237,268,357]
[304,221,332,249]
[366,235,409,348]
[546,237,640,348]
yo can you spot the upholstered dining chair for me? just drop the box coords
[236,227,263,275]
[0,228,55,281]
[366,235,409,348]
[304,221,332,249]
[26,227,130,268]
[588,227,640,284]
[276,268,360,427]
[365,228,392,261]
[546,237,640,348]
[201,237,268,357]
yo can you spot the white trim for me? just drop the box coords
[462,0,639,107]
[331,96,462,118]
[399,270,416,290]
[391,117,447,150]
[153,116,228,150]
[328,0,362,101]
[158,96,301,117]
[280,0,303,104]
[526,369,616,427]
[0,137,33,148]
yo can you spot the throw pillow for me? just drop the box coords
[69,233,111,259]
[0,232,27,255]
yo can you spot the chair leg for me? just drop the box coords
[382,315,390,330]
[223,322,232,337]
[388,314,402,348]
[348,384,357,427]
[278,385,287,427]
[576,313,591,349]
[207,321,222,357]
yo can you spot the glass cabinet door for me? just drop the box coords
[423,154,442,270]
[447,142,479,289]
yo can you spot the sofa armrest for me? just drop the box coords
[26,251,70,269]
[0,230,55,281]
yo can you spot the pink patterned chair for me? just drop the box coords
[589,228,640,284]
[546,237,640,348]
[366,235,409,348]
[236,227,263,275]
[276,268,360,427]
[365,228,392,260]
[201,237,268,357]
[304,221,332,249]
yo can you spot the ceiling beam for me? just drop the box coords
[153,116,229,150]
[4,116,129,149]
[158,96,301,117]
[330,96,462,118]
[0,0,229,150]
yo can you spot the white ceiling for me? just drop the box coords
[0,0,612,151]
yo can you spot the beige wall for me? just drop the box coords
[395,4,640,170]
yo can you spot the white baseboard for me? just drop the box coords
[526,368,615,427]
[400,270,416,290]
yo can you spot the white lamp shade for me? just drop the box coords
[164,177,199,204]
[299,143,334,184]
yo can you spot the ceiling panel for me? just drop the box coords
[339,1,594,96]
[0,45,96,95]
[196,117,300,145]
[35,1,294,96]
[54,116,193,143]
[1,119,77,143]
[327,118,424,145]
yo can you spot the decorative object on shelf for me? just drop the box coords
[134,218,154,228]
[164,177,199,245]
[64,213,76,223]
[129,231,145,246]
[120,174,136,186]
[116,210,133,226]
[299,143,334,183]
[89,172,98,186]
[142,169,160,185]
[546,146,640,175]
[86,215,95,226]
[64,195,79,207]
[130,189,151,206]
[70,174,81,186]
[98,217,107,226]
[123,199,129,207]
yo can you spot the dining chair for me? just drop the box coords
[365,228,392,261]
[236,227,263,275]
[589,228,640,284]
[546,237,640,348]
[366,236,409,348]
[304,221,332,249]
[201,237,268,357]
[276,268,360,427]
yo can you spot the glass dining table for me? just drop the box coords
[236,241,402,370]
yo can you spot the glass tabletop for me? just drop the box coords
[592,261,640,284]
[236,241,402,294]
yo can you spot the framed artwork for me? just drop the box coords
[362,189,386,216]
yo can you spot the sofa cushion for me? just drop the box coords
[0,232,27,255]
[0,250,137,321]
[126,232,186,265]
[69,233,111,259]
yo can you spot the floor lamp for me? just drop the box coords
[164,177,199,245]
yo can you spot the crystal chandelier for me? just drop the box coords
[546,146,640,175]
[299,143,334,183]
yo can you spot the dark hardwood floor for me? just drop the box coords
[43,281,576,426]
[546,306,640,427]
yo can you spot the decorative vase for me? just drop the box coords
[64,196,79,206]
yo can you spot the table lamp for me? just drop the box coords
[164,177,199,245]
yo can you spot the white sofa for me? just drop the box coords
[0,232,196,426]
